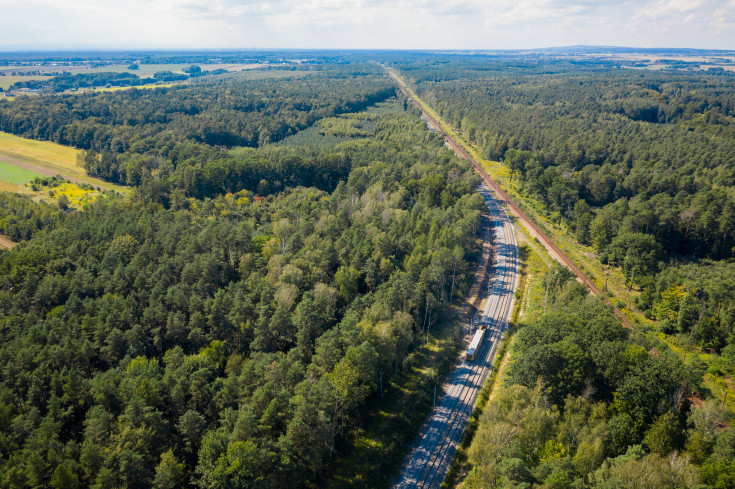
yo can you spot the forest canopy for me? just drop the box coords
[0,65,486,488]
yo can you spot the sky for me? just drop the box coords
[0,0,733,51]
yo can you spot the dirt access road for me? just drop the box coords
[386,67,631,329]
[0,235,15,249]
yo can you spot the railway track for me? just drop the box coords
[385,67,631,329]
[394,185,518,489]
[387,62,637,489]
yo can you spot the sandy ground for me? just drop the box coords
[0,235,15,249]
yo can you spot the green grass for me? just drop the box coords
[516,237,554,323]
[0,160,43,184]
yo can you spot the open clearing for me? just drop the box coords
[0,132,128,193]
[0,131,79,167]
[0,235,15,249]
[0,180,19,192]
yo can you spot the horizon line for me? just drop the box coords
[1,45,735,55]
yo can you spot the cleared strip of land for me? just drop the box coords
[395,186,519,489]
[0,235,15,249]
[386,67,631,329]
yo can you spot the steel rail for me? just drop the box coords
[394,185,518,489]
[384,66,631,329]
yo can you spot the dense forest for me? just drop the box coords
[0,64,486,488]
[0,66,394,197]
[399,59,735,258]
[393,57,735,355]
[464,271,735,488]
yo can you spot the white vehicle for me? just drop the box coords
[465,328,485,361]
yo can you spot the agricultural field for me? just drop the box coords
[0,160,42,184]
[0,131,128,193]
[0,74,52,90]
[0,131,79,167]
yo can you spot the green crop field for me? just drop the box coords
[0,160,42,184]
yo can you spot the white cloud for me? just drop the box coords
[0,0,732,49]
[634,0,704,19]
